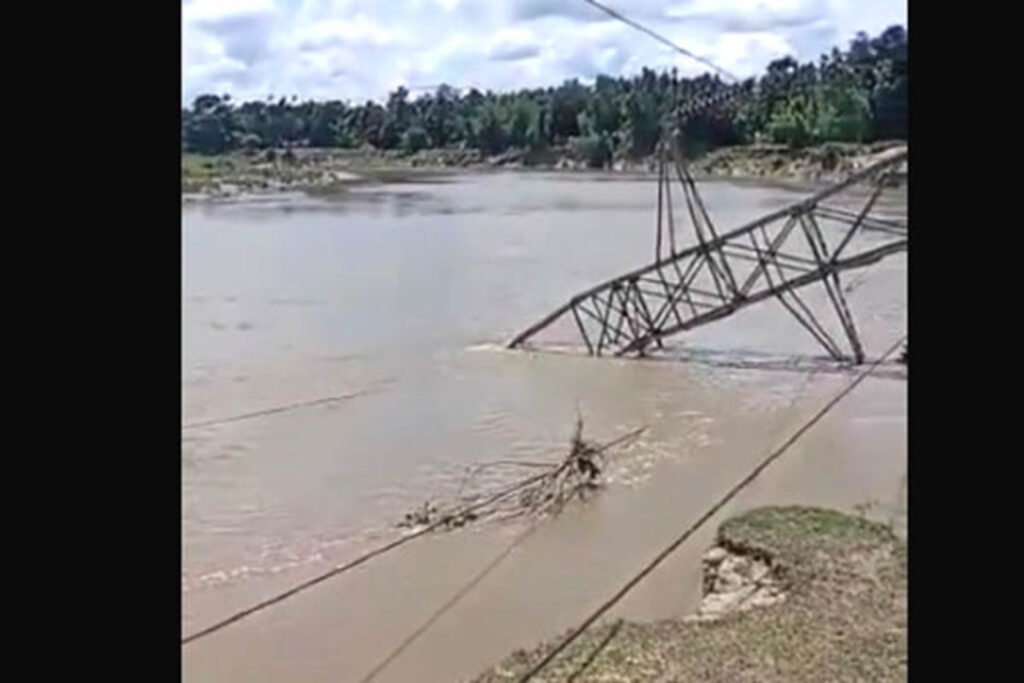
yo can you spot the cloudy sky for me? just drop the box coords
[182,0,906,105]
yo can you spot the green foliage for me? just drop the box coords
[335,126,357,149]
[768,85,871,147]
[622,89,661,159]
[549,79,587,141]
[181,26,906,157]
[817,86,871,142]
[506,99,535,149]
[768,96,815,148]
[570,133,613,168]
[475,106,508,155]
[401,125,430,153]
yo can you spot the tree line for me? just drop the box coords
[182,25,906,165]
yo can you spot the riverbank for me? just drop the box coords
[181,141,906,202]
[473,506,907,682]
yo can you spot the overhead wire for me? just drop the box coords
[184,4,904,675]
[356,520,542,683]
[181,387,383,431]
[516,334,906,682]
[580,0,741,83]
[182,469,551,644]
[182,428,645,645]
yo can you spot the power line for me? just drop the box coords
[580,0,740,83]
[181,387,382,431]
[356,520,541,683]
[517,334,906,682]
[182,428,645,645]
[181,470,551,645]
[353,428,645,679]
[565,619,625,682]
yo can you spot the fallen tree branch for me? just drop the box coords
[398,419,647,532]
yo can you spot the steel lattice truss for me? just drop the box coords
[508,146,907,363]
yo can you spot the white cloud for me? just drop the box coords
[712,32,797,76]
[185,0,279,65]
[487,28,543,61]
[182,0,907,105]
[668,0,831,32]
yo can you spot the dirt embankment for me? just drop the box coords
[181,142,907,201]
[688,141,907,184]
[473,506,907,682]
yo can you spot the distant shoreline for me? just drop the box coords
[181,141,906,203]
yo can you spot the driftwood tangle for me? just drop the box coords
[398,419,645,532]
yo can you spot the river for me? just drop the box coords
[182,170,906,682]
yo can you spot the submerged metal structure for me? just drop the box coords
[508,145,907,363]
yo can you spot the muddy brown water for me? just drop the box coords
[182,171,906,682]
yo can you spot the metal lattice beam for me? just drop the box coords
[508,148,907,364]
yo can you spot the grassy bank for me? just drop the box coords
[181,142,906,201]
[473,506,906,682]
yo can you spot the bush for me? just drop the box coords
[817,87,871,143]
[769,86,871,148]
[570,134,613,168]
[335,129,357,149]
[768,98,814,148]
[401,125,430,154]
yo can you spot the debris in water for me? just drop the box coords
[395,416,645,532]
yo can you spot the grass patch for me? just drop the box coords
[181,153,238,178]
[474,506,906,682]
